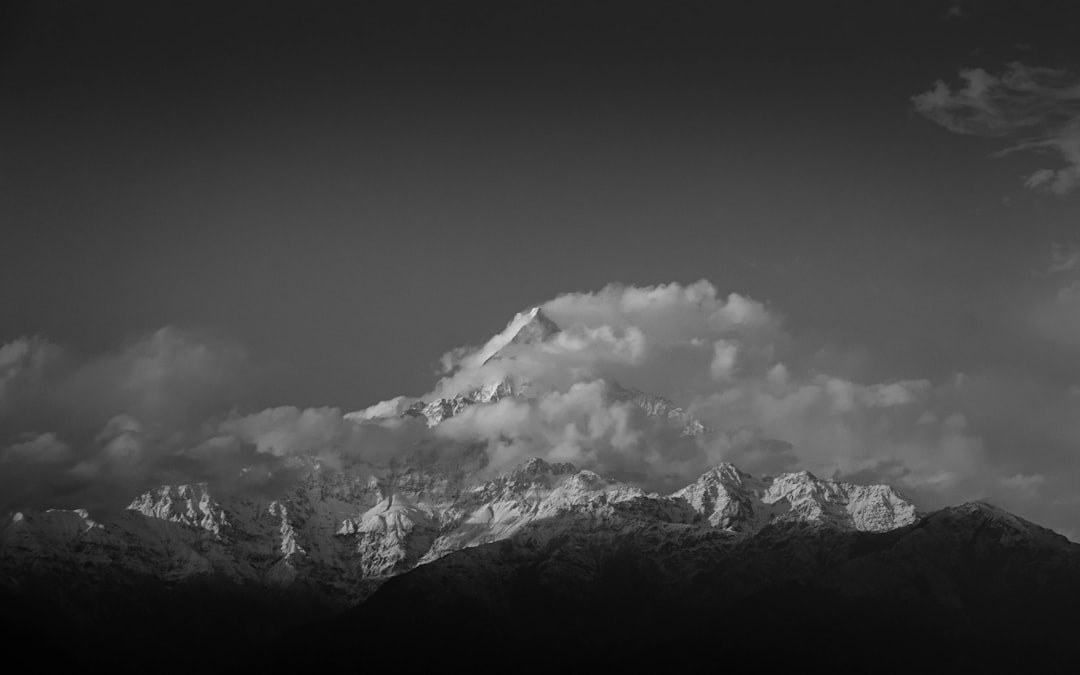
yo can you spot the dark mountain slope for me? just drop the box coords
[255,503,1080,673]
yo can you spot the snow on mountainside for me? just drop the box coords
[477,306,561,365]
[0,456,919,608]
[0,302,928,609]
[343,306,704,433]
[0,303,924,608]
[608,382,707,437]
[674,463,917,532]
[6,303,1080,673]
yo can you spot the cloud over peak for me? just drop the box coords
[4,280,1080,537]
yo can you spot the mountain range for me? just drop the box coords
[2,306,1079,671]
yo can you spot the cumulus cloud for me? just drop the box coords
[217,405,430,467]
[710,340,739,380]
[0,328,251,515]
[688,374,974,490]
[428,379,706,488]
[410,281,1011,504]
[433,281,782,401]
[0,432,71,464]
[913,62,1080,194]
[5,280,1080,536]
[0,336,64,414]
[57,327,247,428]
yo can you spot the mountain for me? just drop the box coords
[3,303,1078,671]
[0,458,917,606]
[674,462,917,531]
[478,305,562,365]
[608,381,708,436]
[0,454,924,671]
[266,500,1080,672]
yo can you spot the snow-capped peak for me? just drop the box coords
[674,465,918,532]
[608,382,708,437]
[128,483,228,535]
[1,455,924,611]
[471,305,561,366]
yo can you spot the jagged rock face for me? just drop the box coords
[0,456,919,610]
[401,378,519,427]
[673,463,919,532]
[480,306,561,365]
[128,484,229,535]
[345,492,438,577]
[403,376,709,434]
[608,382,708,437]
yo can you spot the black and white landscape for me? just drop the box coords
[3,1,1080,672]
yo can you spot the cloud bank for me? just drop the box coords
[3,280,1080,536]
[0,328,254,515]
[913,62,1080,194]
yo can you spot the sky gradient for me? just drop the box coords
[3,2,1080,534]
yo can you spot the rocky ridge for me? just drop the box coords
[0,305,920,607]
[1,456,919,608]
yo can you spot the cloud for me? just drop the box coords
[0,336,64,414]
[0,432,71,464]
[419,281,1008,503]
[0,328,250,515]
[433,281,783,401]
[57,327,248,428]
[345,396,417,422]
[189,280,1077,528]
[688,375,974,491]
[1000,472,1046,495]
[5,280,1080,538]
[913,62,1080,194]
[217,404,435,470]
[433,379,707,489]
[710,340,739,380]
[1039,243,1080,276]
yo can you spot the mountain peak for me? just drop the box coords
[941,500,1050,531]
[512,456,578,478]
[699,462,750,485]
[477,306,561,365]
[675,463,918,532]
[607,381,709,437]
[920,501,1073,548]
[498,306,561,348]
[775,469,819,482]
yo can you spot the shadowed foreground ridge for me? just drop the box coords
[3,462,1080,671]
[265,501,1080,672]
[0,457,921,670]
[2,309,1077,671]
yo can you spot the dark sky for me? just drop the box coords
[2,0,1079,408]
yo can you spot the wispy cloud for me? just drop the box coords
[1041,243,1080,276]
[913,62,1080,194]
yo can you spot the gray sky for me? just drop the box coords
[3,1,1080,535]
